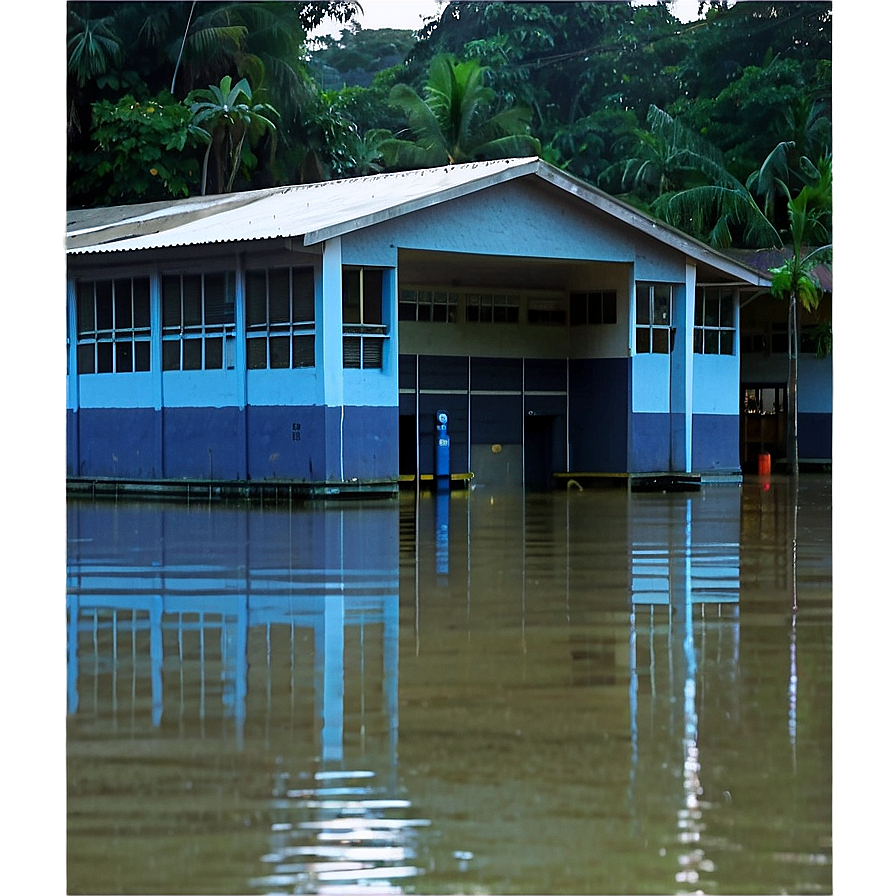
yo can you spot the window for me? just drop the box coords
[635,283,673,353]
[465,292,520,323]
[399,288,458,322]
[76,277,151,373]
[694,286,736,355]
[527,298,566,326]
[246,266,315,369]
[162,272,236,370]
[570,290,617,326]
[343,268,386,369]
[741,331,767,354]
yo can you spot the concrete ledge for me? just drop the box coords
[67,477,399,503]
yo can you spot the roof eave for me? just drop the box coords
[531,161,771,288]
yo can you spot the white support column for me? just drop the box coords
[320,238,344,408]
[67,280,80,412]
[321,238,345,481]
[683,262,696,472]
[672,263,696,472]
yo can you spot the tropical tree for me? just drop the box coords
[769,183,832,475]
[70,92,206,204]
[628,106,781,249]
[189,75,279,194]
[381,54,541,169]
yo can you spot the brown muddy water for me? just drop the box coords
[66,475,832,895]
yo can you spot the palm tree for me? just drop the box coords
[190,75,279,194]
[769,185,832,475]
[381,55,541,169]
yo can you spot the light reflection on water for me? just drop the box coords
[67,476,832,895]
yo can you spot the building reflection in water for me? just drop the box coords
[66,499,429,893]
[628,488,741,892]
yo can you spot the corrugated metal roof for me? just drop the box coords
[67,158,538,254]
[65,158,771,287]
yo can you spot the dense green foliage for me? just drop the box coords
[67,0,832,255]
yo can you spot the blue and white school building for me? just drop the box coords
[66,157,831,496]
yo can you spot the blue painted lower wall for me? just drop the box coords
[798,412,832,460]
[568,358,629,473]
[691,414,741,472]
[629,413,671,472]
[68,405,397,484]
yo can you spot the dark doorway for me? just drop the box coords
[399,414,417,476]
[741,385,786,471]
[525,415,555,491]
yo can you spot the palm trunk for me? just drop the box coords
[786,290,800,476]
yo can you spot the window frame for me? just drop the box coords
[464,291,520,324]
[161,270,237,371]
[694,286,737,356]
[569,290,617,326]
[343,267,387,370]
[635,282,674,354]
[75,276,152,374]
[245,265,316,370]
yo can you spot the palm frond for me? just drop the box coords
[388,84,448,159]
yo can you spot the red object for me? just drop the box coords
[757,453,771,476]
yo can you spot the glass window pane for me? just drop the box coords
[95,281,113,330]
[97,341,113,373]
[270,335,290,368]
[292,335,314,368]
[205,337,223,369]
[77,283,94,334]
[133,279,151,328]
[720,330,735,355]
[182,276,202,326]
[587,293,600,324]
[636,327,650,353]
[694,330,703,354]
[652,285,671,325]
[705,330,719,354]
[269,269,290,323]
[570,293,586,326]
[162,276,182,328]
[204,273,229,325]
[134,341,151,371]
[705,292,720,327]
[114,280,133,329]
[342,270,362,324]
[77,343,94,374]
[720,293,735,328]
[162,341,180,370]
[636,285,650,324]
[292,268,315,322]
[247,337,267,369]
[602,292,617,324]
[652,328,669,354]
[115,341,133,372]
[399,302,416,321]
[363,270,383,324]
[182,338,202,370]
[246,271,268,326]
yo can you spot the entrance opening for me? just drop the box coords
[525,415,555,491]
[741,385,786,471]
[399,415,417,476]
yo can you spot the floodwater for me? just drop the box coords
[66,475,832,895]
